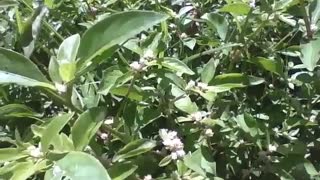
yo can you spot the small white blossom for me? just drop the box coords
[130,61,146,72]
[55,83,67,93]
[143,49,155,60]
[197,82,209,91]
[27,145,43,158]
[190,111,208,122]
[143,174,153,180]
[180,33,188,39]
[204,128,214,137]
[100,133,108,140]
[185,80,196,90]
[104,117,114,125]
[52,165,64,177]
[159,129,185,160]
[249,0,255,8]
[268,144,277,152]
[311,24,318,33]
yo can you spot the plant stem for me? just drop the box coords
[299,0,313,39]
[183,43,242,63]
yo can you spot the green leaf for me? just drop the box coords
[48,57,62,83]
[236,113,259,137]
[59,63,77,82]
[183,149,206,176]
[211,73,265,88]
[249,57,284,76]
[113,139,156,162]
[172,85,198,114]
[0,48,54,89]
[77,11,168,71]
[161,57,195,75]
[71,107,107,151]
[202,13,229,40]
[98,67,123,95]
[0,104,37,119]
[41,113,74,152]
[56,34,80,82]
[219,3,251,15]
[44,151,111,180]
[0,0,18,7]
[0,148,28,163]
[10,160,49,180]
[108,162,138,180]
[111,85,143,101]
[300,36,320,71]
[310,0,320,24]
[57,34,80,63]
[201,58,219,83]
[159,155,172,167]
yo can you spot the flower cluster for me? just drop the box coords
[159,129,185,160]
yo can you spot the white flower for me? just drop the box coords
[159,129,185,160]
[180,33,188,39]
[204,128,214,137]
[143,49,155,59]
[52,165,64,177]
[104,117,114,125]
[130,61,146,72]
[249,0,255,8]
[190,111,208,122]
[185,80,196,90]
[197,82,209,91]
[268,144,277,152]
[55,83,67,93]
[143,174,153,180]
[100,133,108,140]
[311,24,318,33]
[27,145,43,158]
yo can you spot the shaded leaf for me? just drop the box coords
[250,57,284,76]
[71,107,107,151]
[41,113,74,152]
[161,57,195,75]
[202,13,229,40]
[201,58,219,83]
[108,162,138,180]
[113,139,156,162]
[211,73,265,88]
[300,36,320,71]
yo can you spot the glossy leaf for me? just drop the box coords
[0,48,54,89]
[161,57,195,75]
[0,104,37,119]
[41,113,74,152]
[113,139,156,162]
[211,73,265,88]
[219,3,251,15]
[300,37,320,71]
[44,151,111,180]
[71,107,107,151]
[77,11,168,71]
[0,148,27,163]
[201,58,219,83]
[202,13,229,40]
[98,67,123,95]
[250,57,284,76]
[108,162,138,180]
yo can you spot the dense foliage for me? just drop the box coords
[1,0,320,179]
